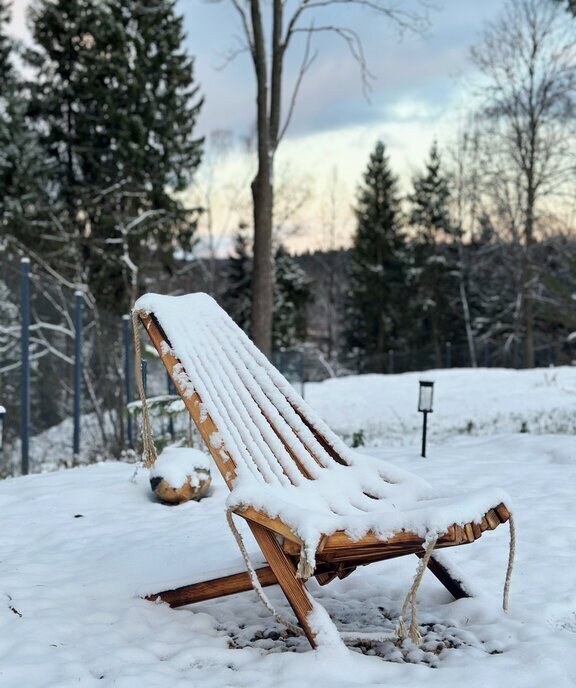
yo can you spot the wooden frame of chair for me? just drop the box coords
[138,312,510,649]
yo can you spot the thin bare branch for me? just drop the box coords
[292,24,375,95]
[278,23,317,143]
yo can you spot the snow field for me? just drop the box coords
[0,366,575,686]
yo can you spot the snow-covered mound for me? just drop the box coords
[149,445,212,503]
[150,445,210,489]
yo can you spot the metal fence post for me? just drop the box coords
[388,349,395,374]
[445,341,452,369]
[73,290,83,462]
[141,359,148,396]
[122,315,133,448]
[20,258,30,475]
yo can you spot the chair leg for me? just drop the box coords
[145,565,277,608]
[248,522,318,648]
[420,553,472,599]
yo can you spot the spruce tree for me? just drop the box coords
[222,233,311,350]
[0,0,12,89]
[408,141,457,366]
[0,0,47,246]
[409,141,452,243]
[87,0,204,312]
[345,141,406,372]
[25,0,203,312]
[223,226,252,335]
[272,244,311,350]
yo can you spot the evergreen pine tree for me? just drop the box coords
[223,226,252,335]
[0,0,12,89]
[408,141,458,367]
[272,244,311,350]
[222,233,311,350]
[0,0,47,246]
[25,0,203,311]
[87,0,204,311]
[409,141,452,243]
[345,141,407,372]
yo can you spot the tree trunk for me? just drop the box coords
[459,278,477,368]
[523,185,535,368]
[251,171,274,357]
[521,246,534,368]
[248,0,281,358]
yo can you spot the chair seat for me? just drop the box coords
[228,454,510,555]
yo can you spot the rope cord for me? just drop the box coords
[395,535,439,645]
[131,309,157,469]
[503,512,516,612]
[226,508,304,636]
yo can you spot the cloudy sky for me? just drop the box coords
[178,0,510,250]
[9,0,510,251]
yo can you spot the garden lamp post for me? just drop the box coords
[418,381,434,458]
[0,405,5,453]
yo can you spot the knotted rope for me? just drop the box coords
[503,512,516,612]
[395,534,439,644]
[131,309,157,469]
[226,508,304,636]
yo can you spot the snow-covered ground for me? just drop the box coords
[306,366,576,444]
[1,368,575,687]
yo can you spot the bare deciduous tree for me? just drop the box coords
[220,0,429,355]
[471,0,576,367]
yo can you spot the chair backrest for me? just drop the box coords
[136,293,353,491]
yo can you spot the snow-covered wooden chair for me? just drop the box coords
[133,293,513,648]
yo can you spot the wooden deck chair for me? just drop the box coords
[133,293,513,649]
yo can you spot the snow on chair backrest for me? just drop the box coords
[135,293,356,491]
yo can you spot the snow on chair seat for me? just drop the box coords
[133,292,514,649]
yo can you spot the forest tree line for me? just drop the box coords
[213,139,576,374]
[1,0,576,463]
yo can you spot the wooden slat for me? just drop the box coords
[140,314,239,488]
[256,405,314,482]
[240,505,505,560]
[495,503,511,523]
[315,571,338,586]
[237,507,303,545]
[146,566,277,608]
[485,509,500,530]
[282,538,302,556]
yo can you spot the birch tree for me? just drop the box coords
[471,0,576,367]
